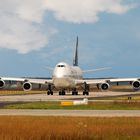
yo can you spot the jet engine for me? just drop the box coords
[100,83,110,90]
[0,79,5,88]
[23,82,32,91]
[132,81,140,89]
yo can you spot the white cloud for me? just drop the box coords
[46,0,135,23]
[0,0,136,54]
[0,0,48,54]
[0,15,48,54]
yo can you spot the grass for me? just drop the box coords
[3,101,140,110]
[0,90,46,95]
[0,116,139,140]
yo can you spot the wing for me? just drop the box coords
[75,78,140,90]
[0,77,53,91]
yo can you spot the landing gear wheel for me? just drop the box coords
[72,90,78,95]
[59,91,62,96]
[50,91,53,95]
[47,90,53,95]
[59,90,66,96]
[83,91,89,96]
[62,90,66,95]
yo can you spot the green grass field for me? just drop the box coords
[3,101,140,110]
[0,116,139,140]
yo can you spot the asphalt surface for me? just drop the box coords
[0,109,140,117]
[0,91,139,117]
[0,91,139,102]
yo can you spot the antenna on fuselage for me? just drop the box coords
[73,36,78,66]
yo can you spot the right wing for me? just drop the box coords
[0,77,53,91]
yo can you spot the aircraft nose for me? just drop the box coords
[55,72,64,78]
[53,68,66,78]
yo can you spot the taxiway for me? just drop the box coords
[0,91,139,102]
[0,109,140,117]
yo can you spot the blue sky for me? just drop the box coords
[0,0,140,78]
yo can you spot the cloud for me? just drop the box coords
[0,0,136,54]
[0,0,48,54]
[46,0,136,23]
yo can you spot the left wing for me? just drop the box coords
[0,77,53,91]
[75,78,140,90]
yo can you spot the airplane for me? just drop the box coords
[0,37,140,95]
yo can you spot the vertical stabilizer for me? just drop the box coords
[73,36,78,66]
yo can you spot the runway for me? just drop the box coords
[0,91,139,102]
[0,92,139,117]
[0,109,140,117]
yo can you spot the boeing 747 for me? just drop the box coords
[0,37,140,95]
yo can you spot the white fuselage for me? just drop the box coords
[52,62,82,89]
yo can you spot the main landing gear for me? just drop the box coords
[47,84,53,95]
[47,83,89,96]
[83,82,89,95]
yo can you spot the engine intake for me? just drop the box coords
[132,81,140,89]
[100,83,110,90]
[0,79,5,88]
[23,82,32,91]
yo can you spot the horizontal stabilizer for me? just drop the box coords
[82,67,111,73]
[44,66,54,71]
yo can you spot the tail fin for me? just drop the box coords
[73,36,78,66]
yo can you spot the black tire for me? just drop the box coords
[83,91,85,95]
[83,91,89,96]
[50,91,53,95]
[72,91,78,95]
[62,91,65,95]
[75,91,78,95]
[86,92,89,96]
[47,91,50,95]
[59,91,62,96]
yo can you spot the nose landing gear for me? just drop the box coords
[72,88,78,95]
[59,89,66,95]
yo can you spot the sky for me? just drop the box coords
[0,0,140,78]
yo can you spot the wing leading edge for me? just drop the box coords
[0,77,52,91]
[75,78,140,90]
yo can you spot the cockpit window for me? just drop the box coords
[57,65,65,67]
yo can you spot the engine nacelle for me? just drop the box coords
[23,82,32,91]
[132,81,140,90]
[100,83,110,90]
[0,79,5,88]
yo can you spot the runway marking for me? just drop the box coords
[0,109,140,117]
